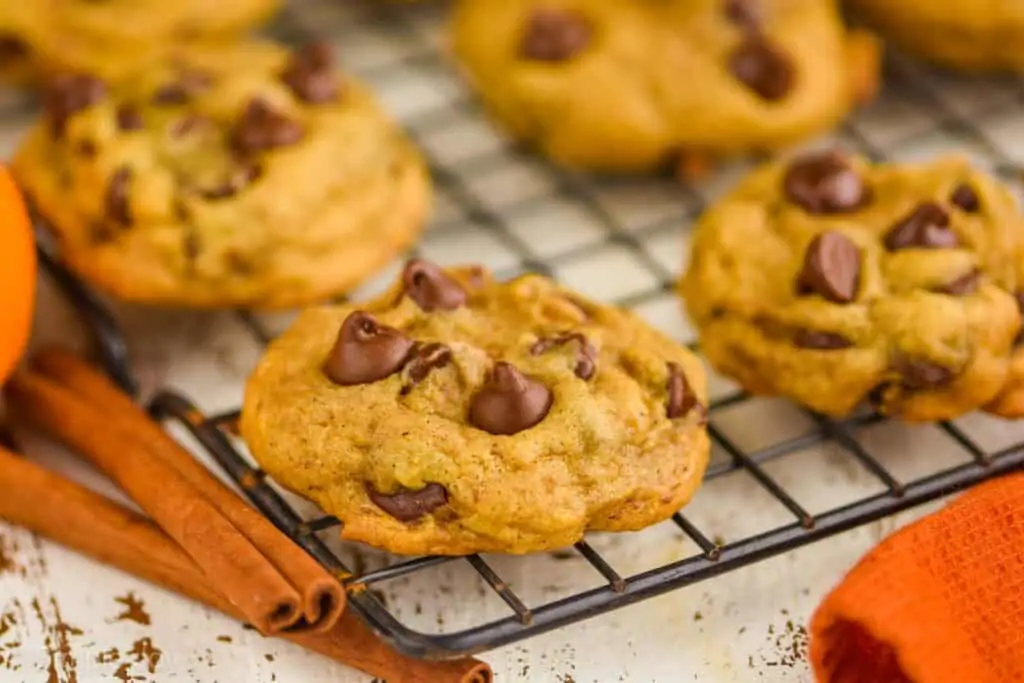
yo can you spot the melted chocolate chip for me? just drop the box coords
[323,311,414,386]
[400,342,453,396]
[366,482,448,523]
[728,35,794,101]
[797,231,861,303]
[45,74,107,137]
[666,362,702,419]
[116,103,144,131]
[934,269,980,296]
[281,42,339,104]
[469,362,552,435]
[520,8,592,61]
[793,329,852,350]
[896,358,955,390]
[950,183,980,213]
[105,166,132,226]
[724,0,761,31]
[884,202,958,251]
[402,259,468,312]
[530,333,597,380]
[783,151,869,214]
[231,99,304,154]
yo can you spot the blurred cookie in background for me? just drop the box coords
[14,40,431,309]
[679,151,1024,422]
[450,0,879,175]
[19,0,281,83]
[849,0,1024,73]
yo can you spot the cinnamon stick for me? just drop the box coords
[31,346,344,633]
[0,446,491,683]
[5,371,304,635]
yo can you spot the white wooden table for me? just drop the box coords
[3,2,1024,681]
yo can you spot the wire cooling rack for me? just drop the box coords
[25,0,1024,663]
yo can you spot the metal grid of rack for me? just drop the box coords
[27,0,1024,663]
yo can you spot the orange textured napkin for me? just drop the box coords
[809,472,1024,683]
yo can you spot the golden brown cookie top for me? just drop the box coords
[451,0,878,171]
[14,40,429,308]
[681,151,1023,420]
[241,261,710,555]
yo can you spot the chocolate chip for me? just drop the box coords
[152,70,212,105]
[724,0,761,30]
[116,103,144,131]
[105,166,132,226]
[520,8,591,61]
[0,34,28,62]
[199,164,262,200]
[76,139,97,157]
[950,183,981,213]
[402,259,467,312]
[793,329,852,350]
[783,151,869,214]
[231,99,304,154]
[530,333,597,380]
[933,269,980,296]
[281,42,339,104]
[469,362,553,435]
[884,202,958,251]
[728,35,794,101]
[323,311,414,386]
[45,74,106,138]
[896,358,954,390]
[366,482,448,523]
[797,231,861,303]
[666,362,703,419]
[400,342,453,396]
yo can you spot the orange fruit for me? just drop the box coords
[0,167,35,386]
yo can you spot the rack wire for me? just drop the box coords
[29,0,1024,663]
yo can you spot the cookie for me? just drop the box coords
[13,40,430,309]
[241,260,710,556]
[679,151,1024,422]
[19,0,280,83]
[849,0,1024,72]
[450,0,879,173]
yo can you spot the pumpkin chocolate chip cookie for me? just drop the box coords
[241,260,710,556]
[849,0,1024,72]
[14,40,430,309]
[679,151,1024,422]
[18,0,280,83]
[449,0,880,173]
